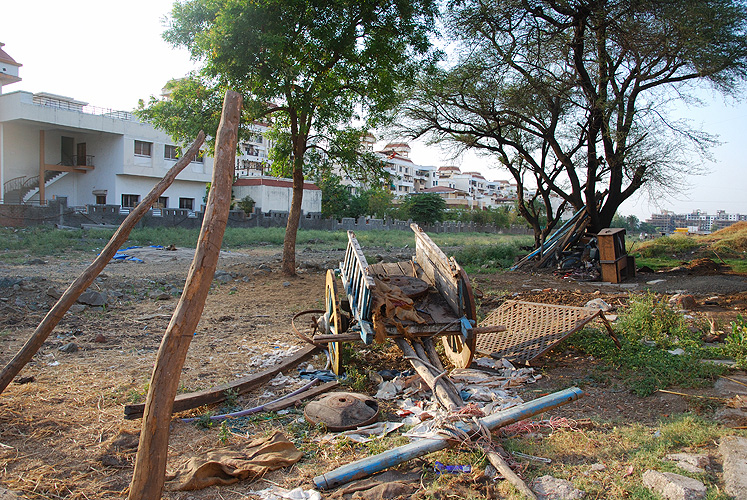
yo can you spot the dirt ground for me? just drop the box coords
[1,244,746,499]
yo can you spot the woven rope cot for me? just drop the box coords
[476,300,612,363]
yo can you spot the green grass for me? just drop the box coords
[564,293,727,396]
[0,226,529,260]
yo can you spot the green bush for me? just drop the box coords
[454,241,523,268]
[566,293,725,396]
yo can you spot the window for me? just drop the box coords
[134,140,152,157]
[192,152,204,163]
[122,194,140,208]
[164,145,178,160]
[179,197,194,210]
[95,194,107,205]
[153,197,168,209]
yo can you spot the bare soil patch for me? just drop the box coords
[1,245,746,499]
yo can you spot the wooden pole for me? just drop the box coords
[394,338,463,410]
[0,131,206,395]
[127,90,242,500]
[485,451,538,500]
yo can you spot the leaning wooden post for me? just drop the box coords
[128,90,242,500]
[0,131,206,395]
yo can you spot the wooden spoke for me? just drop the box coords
[325,270,344,375]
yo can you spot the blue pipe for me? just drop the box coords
[313,386,585,490]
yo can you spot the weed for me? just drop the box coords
[565,294,727,396]
[722,314,747,368]
[223,388,239,407]
[195,412,216,429]
[342,366,368,392]
[218,421,231,444]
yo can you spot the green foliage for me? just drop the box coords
[722,314,747,368]
[454,241,524,269]
[567,293,726,396]
[318,175,352,220]
[443,206,519,227]
[218,421,231,444]
[615,293,696,350]
[401,193,446,225]
[236,195,255,215]
[635,235,702,258]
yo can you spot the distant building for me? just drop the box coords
[232,176,321,214]
[645,209,746,233]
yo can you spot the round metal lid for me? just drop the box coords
[304,392,379,431]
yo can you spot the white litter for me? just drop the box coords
[250,486,321,500]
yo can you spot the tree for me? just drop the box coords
[402,0,747,245]
[142,0,437,275]
[318,174,352,220]
[403,193,447,225]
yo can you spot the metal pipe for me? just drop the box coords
[313,386,585,490]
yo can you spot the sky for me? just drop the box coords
[3,0,745,221]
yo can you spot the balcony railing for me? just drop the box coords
[32,95,134,121]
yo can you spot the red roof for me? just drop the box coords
[438,166,460,172]
[0,44,21,67]
[422,186,465,194]
[233,177,320,191]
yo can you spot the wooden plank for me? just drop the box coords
[264,381,340,412]
[128,91,241,500]
[124,344,320,419]
[411,224,461,316]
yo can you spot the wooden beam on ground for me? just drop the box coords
[395,337,463,410]
[485,451,538,500]
[127,90,242,500]
[123,344,320,419]
[0,131,206,396]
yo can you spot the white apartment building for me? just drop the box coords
[235,121,273,177]
[0,44,321,215]
[0,90,213,211]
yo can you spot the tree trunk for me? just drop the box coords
[281,160,305,276]
[127,90,241,500]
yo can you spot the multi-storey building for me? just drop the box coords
[0,43,321,215]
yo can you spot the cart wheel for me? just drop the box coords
[325,269,345,375]
[442,266,477,368]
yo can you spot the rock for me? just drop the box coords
[531,476,586,500]
[78,290,107,306]
[673,462,705,475]
[148,290,171,300]
[69,304,86,314]
[714,374,747,396]
[0,486,21,499]
[93,333,107,343]
[641,470,706,500]
[24,258,46,265]
[714,407,747,427]
[58,342,79,354]
[590,463,606,471]
[664,453,710,468]
[214,271,232,283]
[257,264,271,272]
[283,281,291,287]
[720,436,747,500]
[45,287,63,299]
[14,297,26,308]
[668,294,697,311]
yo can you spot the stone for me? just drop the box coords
[69,304,86,314]
[668,294,697,311]
[641,470,706,500]
[283,281,291,287]
[214,271,232,283]
[46,287,63,299]
[78,290,107,306]
[714,407,747,427]
[58,342,79,354]
[590,463,606,471]
[148,290,171,301]
[664,453,709,468]
[0,486,21,499]
[720,436,747,500]
[93,333,107,343]
[673,462,705,475]
[531,476,586,500]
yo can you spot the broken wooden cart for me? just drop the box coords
[312,224,504,409]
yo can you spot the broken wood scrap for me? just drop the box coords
[124,344,320,419]
[264,380,340,412]
[486,450,538,500]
